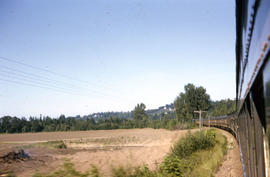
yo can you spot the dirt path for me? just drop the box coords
[215,129,243,177]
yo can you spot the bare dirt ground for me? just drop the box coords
[215,129,243,177]
[0,128,195,177]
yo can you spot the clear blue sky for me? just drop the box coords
[0,0,236,118]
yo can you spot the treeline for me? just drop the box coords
[0,115,193,133]
[0,83,236,134]
[209,99,236,117]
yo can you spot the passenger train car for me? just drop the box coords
[235,0,269,176]
[198,1,270,176]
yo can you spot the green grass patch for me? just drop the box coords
[69,136,142,146]
[111,165,156,177]
[0,170,16,177]
[171,129,216,159]
[33,160,101,177]
[159,129,227,177]
[24,140,67,149]
[191,130,227,177]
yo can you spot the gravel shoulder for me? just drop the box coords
[215,128,243,177]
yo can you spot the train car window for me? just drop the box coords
[264,59,270,139]
[238,98,252,177]
[250,66,267,177]
[246,95,257,177]
[263,56,270,175]
[251,74,266,129]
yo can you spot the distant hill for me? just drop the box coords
[72,103,175,121]
[146,103,175,120]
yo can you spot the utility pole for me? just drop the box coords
[208,115,210,128]
[194,110,206,132]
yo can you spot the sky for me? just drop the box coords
[0,0,236,118]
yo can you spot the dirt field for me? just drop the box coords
[0,128,195,177]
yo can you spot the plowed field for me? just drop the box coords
[0,128,195,177]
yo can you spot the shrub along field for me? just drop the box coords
[159,129,227,177]
[33,129,227,177]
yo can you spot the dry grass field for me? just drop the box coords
[0,128,195,177]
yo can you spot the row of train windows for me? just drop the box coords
[238,55,270,176]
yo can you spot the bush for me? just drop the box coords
[111,166,130,177]
[159,155,183,177]
[132,166,155,177]
[111,165,155,177]
[56,141,67,149]
[33,160,89,177]
[90,165,101,177]
[171,129,216,159]
[40,141,67,149]
[159,129,227,177]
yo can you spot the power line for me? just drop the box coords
[0,78,81,96]
[0,76,126,104]
[0,71,77,93]
[0,56,134,101]
[0,66,99,93]
[0,69,126,102]
[1,66,80,89]
[0,69,78,92]
[0,56,121,93]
